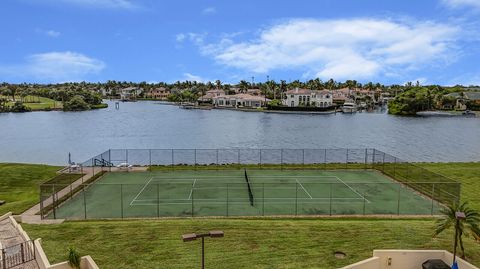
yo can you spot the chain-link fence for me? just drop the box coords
[40,148,461,219]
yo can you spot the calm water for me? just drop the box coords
[1,100,479,165]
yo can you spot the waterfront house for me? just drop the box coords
[212,93,269,108]
[446,91,480,110]
[119,87,143,101]
[147,87,170,100]
[283,88,333,108]
[198,89,227,103]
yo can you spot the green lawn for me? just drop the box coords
[419,162,480,209]
[23,218,480,269]
[2,162,480,268]
[0,163,61,215]
[3,95,63,110]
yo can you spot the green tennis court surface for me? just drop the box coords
[51,169,446,219]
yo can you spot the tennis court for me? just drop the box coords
[49,169,450,219]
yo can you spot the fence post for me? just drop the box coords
[324,149,327,170]
[149,149,152,171]
[2,249,6,269]
[363,190,366,215]
[329,183,333,216]
[345,149,349,169]
[372,149,376,169]
[126,149,129,165]
[259,149,262,169]
[52,184,56,219]
[191,187,194,218]
[194,149,197,170]
[382,152,386,172]
[302,149,305,166]
[364,148,367,169]
[109,149,112,172]
[120,184,124,219]
[21,241,25,263]
[280,149,283,170]
[171,149,174,171]
[237,149,240,168]
[262,183,265,216]
[295,182,298,216]
[397,183,401,215]
[157,183,160,218]
[216,149,219,169]
[83,185,87,219]
[226,183,229,217]
[431,184,436,215]
[393,157,397,177]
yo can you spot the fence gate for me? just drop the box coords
[1,241,35,269]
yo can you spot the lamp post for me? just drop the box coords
[182,231,224,269]
[453,211,466,264]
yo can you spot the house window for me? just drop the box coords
[291,95,294,98]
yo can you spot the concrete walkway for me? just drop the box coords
[20,166,148,224]
[0,215,39,269]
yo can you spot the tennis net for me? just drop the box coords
[244,169,254,206]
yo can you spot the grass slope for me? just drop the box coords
[0,163,61,215]
[3,95,62,110]
[23,218,480,269]
[419,162,480,209]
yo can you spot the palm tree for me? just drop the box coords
[434,202,480,262]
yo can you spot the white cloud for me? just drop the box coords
[194,18,458,80]
[182,73,209,82]
[0,51,105,82]
[55,0,138,9]
[202,7,216,15]
[441,0,480,9]
[175,32,207,45]
[36,28,61,37]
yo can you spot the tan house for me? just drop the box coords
[147,87,170,100]
[198,89,226,102]
[212,93,269,108]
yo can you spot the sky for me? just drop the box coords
[1,0,480,85]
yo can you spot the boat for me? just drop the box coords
[342,102,357,113]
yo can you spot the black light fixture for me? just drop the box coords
[182,231,224,269]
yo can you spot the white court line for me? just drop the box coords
[188,179,197,200]
[295,179,313,199]
[334,176,371,203]
[130,177,154,206]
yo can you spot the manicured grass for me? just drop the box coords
[0,163,61,215]
[418,162,480,209]
[23,218,480,269]
[3,95,63,110]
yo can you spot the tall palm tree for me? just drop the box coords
[434,202,480,261]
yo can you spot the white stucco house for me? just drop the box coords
[283,88,333,107]
[212,93,269,108]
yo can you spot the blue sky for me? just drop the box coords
[1,0,480,85]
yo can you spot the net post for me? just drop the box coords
[120,184,124,219]
[157,183,160,218]
[329,183,332,216]
[431,183,435,215]
[397,183,401,215]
